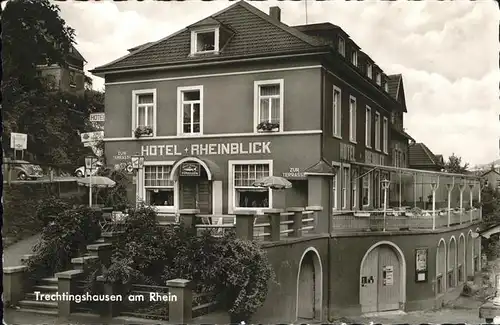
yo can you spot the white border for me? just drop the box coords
[475,227,481,271]
[436,237,447,293]
[374,111,381,152]
[383,116,389,154]
[449,236,457,287]
[458,233,466,283]
[190,27,220,55]
[227,159,273,214]
[295,247,323,322]
[253,79,284,133]
[169,157,213,181]
[332,85,342,139]
[467,229,474,276]
[139,161,178,213]
[131,89,157,137]
[349,95,357,144]
[359,241,407,311]
[365,105,372,148]
[177,85,204,136]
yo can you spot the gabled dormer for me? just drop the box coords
[189,17,233,56]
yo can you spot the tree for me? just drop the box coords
[444,153,469,174]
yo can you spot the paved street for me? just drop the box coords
[3,233,41,267]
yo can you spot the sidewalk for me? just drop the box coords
[3,233,41,267]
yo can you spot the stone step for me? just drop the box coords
[40,277,58,285]
[33,285,58,292]
[18,299,58,310]
[17,307,58,316]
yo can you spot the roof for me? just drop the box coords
[93,0,324,73]
[408,143,444,169]
[391,125,414,141]
[304,159,336,175]
[481,169,500,177]
[387,74,401,99]
[69,45,86,63]
[127,42,154,53]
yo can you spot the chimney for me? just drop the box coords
[269,6,281,22]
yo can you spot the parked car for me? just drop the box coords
[9,160,44,180]
[75,161,103,177]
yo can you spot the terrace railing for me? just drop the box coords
[331,207,481,232]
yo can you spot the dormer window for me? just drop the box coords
[191,28,219,55]
[367,64,372,78]
[338,37,345,57]
[376,73,381,86]
[351,51,358,67]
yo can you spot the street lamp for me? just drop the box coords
[381,178,390,231]
[85,155,98,207]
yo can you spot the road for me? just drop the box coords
[4,176,78,184]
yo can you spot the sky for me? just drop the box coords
[52,0,499,167]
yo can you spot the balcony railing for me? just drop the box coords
[331,207,481,232]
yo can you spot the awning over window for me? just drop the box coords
[169,156,222,181]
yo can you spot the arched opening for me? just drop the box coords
[475,227,481,272]
[359,241,406,313]
[296,247,323,322]
[436,238,447,295]
[458,234,466,284]
[466,230,474,278]
[448,237,457,288]
[169,157,215,214]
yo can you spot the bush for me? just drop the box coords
[91,204,275,322]
[27,205,104,280]
[95,167,130,210]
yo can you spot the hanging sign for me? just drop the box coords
[89,113,105,122]
[415,248,428,282]
[180,163,200,176]
[81,131,104,143]
[10,133,27,150]
[383,265,394,286]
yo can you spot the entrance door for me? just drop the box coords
[179,169,212,214]
[360,245,401,313]
[298,254,315,319]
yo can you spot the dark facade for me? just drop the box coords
[91,1,480,321]
[37,45,86,95]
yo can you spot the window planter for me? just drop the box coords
[256,121,280,133]
[134,126,153,138]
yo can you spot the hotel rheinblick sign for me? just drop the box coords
[140,141,271,157]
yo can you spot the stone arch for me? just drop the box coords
[475,227,481,272]
[436,238,447,294]
[467,230,474,277]
[458,233,466,283]
[296,247,323,322]
[359,241,407,312]
[169,157,214,180]
[448,236,457,287]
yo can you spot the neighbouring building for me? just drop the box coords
[90,1,482,322]
[482,168,500,190]
[37,44,87,95]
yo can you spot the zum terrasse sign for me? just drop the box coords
[140,141,272,157]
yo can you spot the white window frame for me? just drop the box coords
[138,161,178,213]
[375,111,381,151]
[365,105,372,148]
[228,159,273,214]
[384,82,389,92]
[383,116,389,154]
[362,172,371,207]
[332,85,342,138]
[342,166,350,210]
[177,85,204,136]
[352,51,358,67]
[367,63,373,78]
[349,96,357,143]
[69,70,76,87]
[376,73,382,86]
[338,37,345,57]
[332,173,338,211]
[131,89,157,137]
[254,79,284,133]
[352,169,358,209]
[190,28,220,55]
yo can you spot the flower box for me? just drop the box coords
[256,121,280,132]
[134,126,153,138]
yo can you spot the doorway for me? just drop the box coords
[296,248,323,322]
[179,168,212,214]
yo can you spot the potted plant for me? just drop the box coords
[134,126,153,138]
[256,121,280,132]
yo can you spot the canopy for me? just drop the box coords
[252,176,292,190]
[77,176,116,188]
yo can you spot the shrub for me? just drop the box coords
[27,205,103,280]
[95,167,130,210]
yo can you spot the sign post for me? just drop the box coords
[10,132,27,160]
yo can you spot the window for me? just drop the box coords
[352,169,358,209]
[351,51,358,67]
[367,63,373,78]
[69,70,76,87]
[401,152,406,168]
[230,161,272,212]
[342,167,349,209]
[374,111,381,151]
[132,89,156,137]
[365,106,372,148]
[349,96,357,143]
[190,28,219,54]
[332,174,338,211]
[383,117,389,154]
[376,73,382,86]
[254,80,283,132]
[338,37,345,56]
[362,172,370,207]
[332,86,342,138]
[384,82,389,92]
[144,165,175,211]
[177,86,203,135]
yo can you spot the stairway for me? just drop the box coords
[17,277,59,315]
